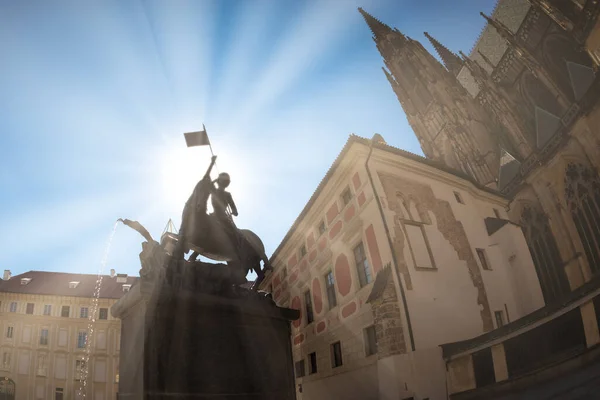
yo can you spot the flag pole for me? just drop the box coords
[202,124,219,175]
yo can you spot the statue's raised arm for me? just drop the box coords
[204,155,217,181]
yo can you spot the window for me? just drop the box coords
[365,325,378,356]
[299,245,307,259]
[9,302,17,313]
[309,352,317,374]
[69,281,79,289]
[21,278,31,285]
[341,187,352,206]
[6,326,13,339]
[331,341,343,368]
[318,220,327,236]
[453,191,464,204]
[43,305,52,316]
[75,359,86,380]
[476,248,491,270]
[495,311,505,328]
[122,284,132,292]
[99,308,108,320]
[304,291,314,324]
[520,204,570,303]
[2,352,10,369]
[80,307,89,318]
[55,388,64,400]
[37,354,48,376]
[325,271,337,309]
[493,208,501,218]
[77,331,87,348]
[405,223,435,269]
[354,242,372,287]
[26,303,34,314]
[61,305,70,318]
[294,360,305,378]
[40,329,49,345]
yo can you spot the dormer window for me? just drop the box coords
[20,278,32,285]
[116,274,128,283]
[122,284,131,292]
[69,281,80,289]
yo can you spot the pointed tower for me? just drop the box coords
[424,32,463,76]
[359,8,501,187]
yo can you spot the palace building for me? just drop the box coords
[0,270,137,400]
[260,0,600,399]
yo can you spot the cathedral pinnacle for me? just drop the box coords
[424,32,463,76]
[358,7,394,42]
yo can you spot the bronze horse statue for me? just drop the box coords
[120,156,271,288]
[176,156,271,282]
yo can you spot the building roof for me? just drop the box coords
[0,271,139,299]
[269,134,505,264]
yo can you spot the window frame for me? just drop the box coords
[309,352,317,374]
[299,244,307,259]
[77,331,87,349]
[453,191,465,204]
[325,270,337,309]
[43,305,52,316]
[331,341,343,368]
[365,325,378,356]
[6,326,14,339]
[40,328,49,345]
[99,308,108,320]
[9,302,17,313]
[304,291,314,324]
[318,220,327,236]
[403,220,436,270]
[476,248,491,271]
[353,241,372,287]
[61,305,70,318]
[341,187,353,207]
[495,310,505,328]
[80,307,89,319]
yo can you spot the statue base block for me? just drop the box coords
[112,241,298,400]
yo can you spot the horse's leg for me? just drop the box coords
[188,251,199,262]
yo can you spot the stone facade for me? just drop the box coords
[0,271,135,400]
[260,134,543,399]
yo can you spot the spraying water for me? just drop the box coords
[78,221,119,399]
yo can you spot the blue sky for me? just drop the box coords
[0,0,496,279]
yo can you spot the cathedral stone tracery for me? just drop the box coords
[360,1,600,301]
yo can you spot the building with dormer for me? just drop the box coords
[0,270,137,400]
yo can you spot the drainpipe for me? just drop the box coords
[365,138,415,352]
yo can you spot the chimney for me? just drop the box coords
[3,270,11,280]
[110,269,116,278]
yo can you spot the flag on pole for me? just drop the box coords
[184,128,210,147]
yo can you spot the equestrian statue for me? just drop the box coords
[120,154,272,290]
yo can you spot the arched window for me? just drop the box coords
[520,205,570,303]
[542,34,595,101]
[565,163,600,274]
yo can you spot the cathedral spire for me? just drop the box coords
[358,7,394,42]
[424,32,463,76]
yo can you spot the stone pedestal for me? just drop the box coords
[112,240,299,399]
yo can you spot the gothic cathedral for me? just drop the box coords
[360,0,600,306]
